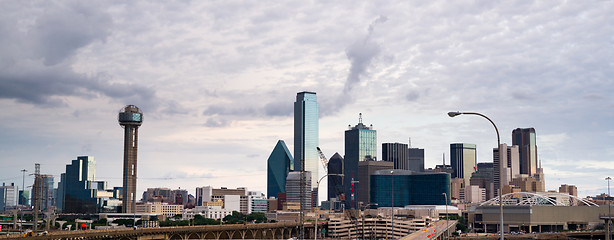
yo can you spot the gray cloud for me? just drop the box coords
[204,118,230,128]
[0,1,157,109]
[332,16,388,111]
[264,101,293,117]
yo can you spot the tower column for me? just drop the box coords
[118,105,143,213]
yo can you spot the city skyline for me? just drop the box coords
[1,1,613,200]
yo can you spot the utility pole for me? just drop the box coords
[300,157,305,239]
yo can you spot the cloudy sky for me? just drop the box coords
[1,0,613,201]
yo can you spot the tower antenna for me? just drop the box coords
[359,113,363,124]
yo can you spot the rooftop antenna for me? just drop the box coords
[443,153,446,166]
[408,137,412,148]
[359,113,363,124]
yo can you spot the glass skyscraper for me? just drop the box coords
[294,92,319,190]
[512,128,538,175]
[267,140,293,199]
[57,156,102,213]
[344,115,377,209]
[327,153,344,201]
[450,143,477,188]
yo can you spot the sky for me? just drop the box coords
[1,0,613,202]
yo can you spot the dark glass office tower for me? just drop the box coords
[450,143,477,187]
[294,92,319,190]
[408,148,425,172]
[382,142,408,169]
[512,128,538,175]
[267,140,293,199]
[327,153,344,201]
[58,156,98,213]
[343,114,376,209]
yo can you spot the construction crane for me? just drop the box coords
[316,147,328,173]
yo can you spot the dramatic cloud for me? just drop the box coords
[0,1,157,108]
[1,1,613,199]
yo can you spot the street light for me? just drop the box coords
[442,193,449,240]
[448,111,503,240]
[391,170,394,240]
[315,173,343,240]
[607,177,612,240]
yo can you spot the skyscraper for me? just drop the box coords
[493,144,520,196]
[0,183,17,211]
[357,160,393,205]
[382,142,408,169]
[57,156,98,213]
[293,92,319,190]
[408,148,425,172]
[267,140,293,199]
[327,153,343,201]
[39,175,54,211]
[344,114,376,209]
[512,128,538,175]
[118,105,143,213]
[450,143,477,188]
[285,171,312,211]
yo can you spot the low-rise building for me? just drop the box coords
[136,202,183,218]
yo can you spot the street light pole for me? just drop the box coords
[443,193,449,240]
[315,173,343,240]
[391,170,394,240]
[448,111,502,240]
[607,177,612,240]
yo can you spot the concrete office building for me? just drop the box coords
[36,175,55,211]
[493,144,520,196]
[408,148,425,172]
[195,186,264,214]
[357,160,393,207]
[267,140,293,199]
[461,185,486,203]
[382,142,408,170]
[0,183,17,211]
[470,163,495,200]
[559,184,578,196]
[142,188,172,203]
[285,171,312,211]
[450,143,477,188]
[327,153,343,201]
[172,189,189,206]
[512,128,538,175]
[344,114,376,209]
[293,92,319,189]
[118,105,143,213]
[136,202,183,218]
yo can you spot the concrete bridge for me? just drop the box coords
[1,222,316,240]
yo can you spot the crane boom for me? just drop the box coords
[316,147,328,173]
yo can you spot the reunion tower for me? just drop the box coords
[118,105,143,213]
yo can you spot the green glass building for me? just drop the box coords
[370,170,450,207]
[267,140,293,199]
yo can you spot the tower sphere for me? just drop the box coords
[118,105,143,127]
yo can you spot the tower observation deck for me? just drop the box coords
[118,105,143,213]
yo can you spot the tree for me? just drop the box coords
[223,211,246,224]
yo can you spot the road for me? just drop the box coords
[402,220,456,240]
